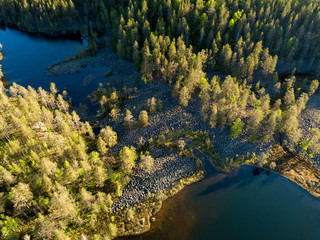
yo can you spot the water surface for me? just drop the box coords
[0,26,106,108]
[136,166,320,240]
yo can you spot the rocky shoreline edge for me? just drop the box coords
[111,142,320,238]
[220,144,320,199]
[113,170,204,238]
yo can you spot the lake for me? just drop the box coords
[1,25,320,240]
[0,24,106,109]
[132,166,320,240]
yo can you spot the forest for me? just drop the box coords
[1,0,319,143]
[1,0,320,239]
[0,50,138,238]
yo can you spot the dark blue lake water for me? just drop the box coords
[0,26,106,108]
[1,26,320,240]
[136,166,320,240]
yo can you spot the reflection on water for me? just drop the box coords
[133,166,320,240]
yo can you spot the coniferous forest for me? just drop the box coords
[1,0,320,239]
[0,50,137,239]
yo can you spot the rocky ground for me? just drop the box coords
[276,59,320,76]
[111,148,196,212]
[48,49,202,212]
[299,94,320,133]
[210,127,274,163]
[297,94,320,164]
[50,46,277,208]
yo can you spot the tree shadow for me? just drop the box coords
[198,167,255,196]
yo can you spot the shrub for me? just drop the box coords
[269,161,276,170]
[139,155,154,173]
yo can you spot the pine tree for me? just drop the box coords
[139,154,154,172]
[283,87,295,109]
[11,183,33,215]
[132,41,140,69]
[120,146,137,174]
[179,86,191,107]
[124,109,134,129]
[281,105,301,144]
[220,44,232,72]
[138,110,149,127]
[209,105,218,128]
[141,40,153,82]
[246,108,264,133]
[49,184,78,221]
[148,97,157,113]
[309,80,319,96]
[99,126,117,148]
[230,118,244,139]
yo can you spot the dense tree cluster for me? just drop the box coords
[100,0,320,151]
[2,0,320,73]
[114,1,320,147]
[78,0,320,159]
[2,0,320,120]
[0,50,139,239]
[0,0,110,32]
[109,0,320,82]
[280,77,320,158]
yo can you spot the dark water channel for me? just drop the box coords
[1,26,320,240]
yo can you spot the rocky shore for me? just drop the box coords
[47,48,135,77]
[111,148,197,212]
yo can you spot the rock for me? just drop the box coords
[104,69,114,78]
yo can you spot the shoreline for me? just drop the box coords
[118,146,320,239]
[0,17,84,33]
[245,163,320,200]
[219,144,320,199]
[114,142,320,238]
[266,145,320,199]
[114,170,204,238]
